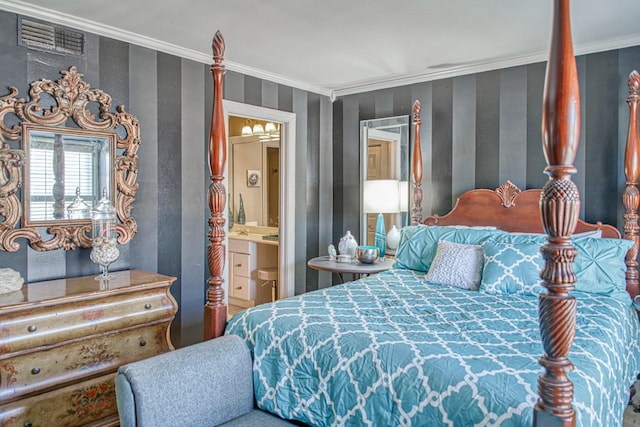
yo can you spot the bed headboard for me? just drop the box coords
[423,180,621,238]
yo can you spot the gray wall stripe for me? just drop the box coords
[452,75,477,197]
[157,53,182,345]
[318,96,333,288]
[306,94,320,292]
[575,56,587,218]
[332,100,344,255]
[180,59,206,347]
[293,88,308,296]
[498,67,527,188]
[475,71,500,190]
[375,89,394,117]
[224,70,244,102]
[431,79,453,214]
[262,80,278,109]
[244,75,262,106]
[342,97,360,241]
[584,50,620,226]
[129,45,158,273]
[525,62,547,191]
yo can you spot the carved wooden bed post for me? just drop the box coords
[534,0,580,425]
[411,100,423,225]
[204,31,228,340]
[624,70,640,300]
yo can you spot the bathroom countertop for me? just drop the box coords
[229,225,279,246]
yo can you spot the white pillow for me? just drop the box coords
[424,240,484,290]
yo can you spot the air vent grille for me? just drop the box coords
[20,18,84,55]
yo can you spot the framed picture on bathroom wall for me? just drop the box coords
[247,169,261,187]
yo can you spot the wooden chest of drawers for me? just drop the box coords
[0,269,177,426]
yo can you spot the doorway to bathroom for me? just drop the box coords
[223,100,296,305]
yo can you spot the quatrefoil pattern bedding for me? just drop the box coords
[226,268,640,427]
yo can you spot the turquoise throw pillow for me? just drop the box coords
[480,234,547,296]
[479,234,633,304]
[573,237,633,304]
[394,225,506,273]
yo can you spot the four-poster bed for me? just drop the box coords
[204,0,640,425]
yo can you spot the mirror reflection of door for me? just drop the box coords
[360,116,410,248]
[366,133,399,245]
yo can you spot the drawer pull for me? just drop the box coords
[27,325,37,333]
[139,340,146,347]
[235,263,242,267]
[144,303,152,310]
[235,286,242,290]
[31,367,40,375]
[24,422,32,427]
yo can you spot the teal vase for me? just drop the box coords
[374,213,386,257]
[237,193,246,225]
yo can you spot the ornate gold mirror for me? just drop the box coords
[0,66,140,251]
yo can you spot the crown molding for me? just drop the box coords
[332,34,640,98]
[2,0,639,102]
[0,0,333,98]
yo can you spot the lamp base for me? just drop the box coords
[387,225,401,251]
[374,213,386,257]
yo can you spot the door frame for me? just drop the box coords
[223,100,296,300]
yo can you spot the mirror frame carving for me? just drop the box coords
[0,66,140,251]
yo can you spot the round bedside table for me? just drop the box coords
[307,256,395,283]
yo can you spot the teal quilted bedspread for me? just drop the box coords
[226,268,640,426]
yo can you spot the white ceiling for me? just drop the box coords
[3,0,640,98]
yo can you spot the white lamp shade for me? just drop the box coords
[363,180,400,213]
[252,124,265,134]
[399,181,409,212]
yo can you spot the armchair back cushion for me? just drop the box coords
[115,335,254,427]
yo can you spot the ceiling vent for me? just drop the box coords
[19,18,84,56]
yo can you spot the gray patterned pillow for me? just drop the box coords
[424,240,484,290]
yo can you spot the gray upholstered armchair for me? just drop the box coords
[115,334,292,426]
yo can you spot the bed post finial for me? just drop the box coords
[412,100,423,225]
[624,70,640,299]
[204,30,227,340]
[534,0,579,426]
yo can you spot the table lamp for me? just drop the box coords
[363,179,400,257]
[386,180,409,253]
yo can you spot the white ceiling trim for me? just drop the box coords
[2,0,640,102]
[333,34,640,98]
[0,0,333,97]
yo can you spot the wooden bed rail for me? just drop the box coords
[625,70,640,300]
[535,0,580,425]
[204,31,228,340]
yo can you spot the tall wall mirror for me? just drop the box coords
[360,116,410,250]
[0,66,140,251]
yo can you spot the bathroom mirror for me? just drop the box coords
[360,115,410,246]
[0,66,140,251]
[228,116,280,228]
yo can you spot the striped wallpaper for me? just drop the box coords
[1,9,639,347]
[0,10,333,347]
[334,46,640,241]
